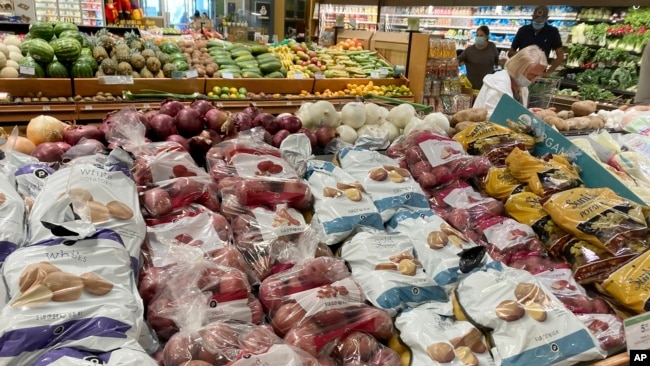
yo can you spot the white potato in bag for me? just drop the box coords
[32,346,157,366]
[0,174,25,265]
[0,227,145,366]
[341,231,447,315]
[28,161,146,258]
[386,209,483,290]
[455,263,606,366]
[395,302,494,366]
[304,160,383,245]
[337,147,429,222]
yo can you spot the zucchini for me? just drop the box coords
[242,71,263,78]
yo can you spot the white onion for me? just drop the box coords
[386,104,417,129]
[364,103,386,125]
[424,112,450,134]
[340,102,366,129]
[403,117,424,137]
[310,100,339,127]
[357,125,389,140]
[379,122,400,142]
[336,125,358,144]
[295,102,314,128]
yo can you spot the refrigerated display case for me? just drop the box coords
[80,0,103,26]
[35,0,82,23]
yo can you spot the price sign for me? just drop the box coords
[42,105,51,111]
[185,69,199,79]
[84,105,93,110]
[625,312,650,352]
[19,66,35,76]
[143,103,151,108]
[171,71,184,79]
[370,71,379,78]
[216,102,224,108]
[292,73,304,79]
[380,67,391,76]
[222,72,234,79]
[286,101,293,106]
[314,72,324,79]
[99,76,134,85]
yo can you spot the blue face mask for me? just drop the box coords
[532,21,545,30]
[475,36,487,46]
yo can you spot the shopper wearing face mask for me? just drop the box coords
[473,45,547,116]
[457,26,499,90]
[507,5,563,78]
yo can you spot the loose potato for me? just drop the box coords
[571,100,597,117]
[556,110,574,119]
[450,108,488,126]
[587,115,605,129]
[455,121,479,132]
[535,109,569,131]
[565,117,593,130]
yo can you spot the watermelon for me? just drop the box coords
[19,56,46,78]
[172,60,189,71]
[70,60,94,78]
[53,22,79,37]
[160,40,181,55]
[20,39,33,56]
[29,21,55,41]
[51,37,82,64]
[46,60,69,78]
[59,30,87,48]
[77,54,98,72]
[28,38,55,64]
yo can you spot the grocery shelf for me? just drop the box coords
[321,12,376,16]
[385,14,473,19]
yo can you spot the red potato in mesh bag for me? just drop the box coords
[284,304,393,357]
[429,180,504,225]
[259,257,351,312]
[130,141,209,188]
[476,215,549,265]
[141,176,219,218]
[331,331,400,366]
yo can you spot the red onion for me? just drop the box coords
[63,125,102,146]
[32,142,65,163]
[190,99,215,117]
[99,110,117,141]
[272,129,291,148]
[159,99,185,117]
[298,128,317,149]
[316,125,338,148]
[62,138,105,161]
[224,112,253,135]
[276,114,302,133]
[253,113,279,134]
[175,107,204,137]
[165,134,190,151]
[263,130,273,146]
[242,103,261,119]
[54,141,72,152]
[205,108,229,132]
[142,110,159,125]
[149,114,177,141]
[189,130,216,167]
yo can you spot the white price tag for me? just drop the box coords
[42,105,50,111]
[217,102,224,108]
[171,71,184,79]
[185,69,199,79]
[286,101,293,106]
[84,105,93,110]
[379,67,390,76]
[314,72,324,79]
[370,71,379,78]
[625,312,650,352]
[99,75,134,85]
[143,103,151,108]
[222,72,234,79]
[292,73,304,79]
[19,66,35,76]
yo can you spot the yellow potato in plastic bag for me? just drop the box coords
[543,187,648,255]
[482,167,529,200]
[602,250,650,314]
[505,192,572,256]
[453,122,536,166]
[564,239,643,285]
[505,148,582,197]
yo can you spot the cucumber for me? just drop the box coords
[241,71,263,78]
[264,71,284,78]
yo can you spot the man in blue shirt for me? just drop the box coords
[507,6,564,77]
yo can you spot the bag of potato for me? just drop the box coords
[561,239,644,285]
[481,166,530,200]
[476,216,548,265]
[28,158,146,258]
[162,320,320,366]
[601,249,650,314]
[453,122,536,166]
[504,192,572,255]
[505,148,583,197]
[329,330,402,365]
[337,147,429,222]
[340,231,448,315]
[543,187,649,255]
[33,347,157,366]
[304,160,383,245]
[0,277,6,307]
[0,227,145,365]
[0,173,25,265]
[395,302,494,366]
[386,209,485,290]
[13,162,55,214]
[455,263,606,365]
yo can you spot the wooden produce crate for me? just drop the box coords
[312,77,407,93]
[0,78,73,98]
[0,103,77,125]
[73,78,207,97]
[75,101,192,122]
[205,79,315,95]
[370,32,410,67]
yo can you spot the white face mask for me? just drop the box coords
[475,36,487,46]
[516,76,532,88]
